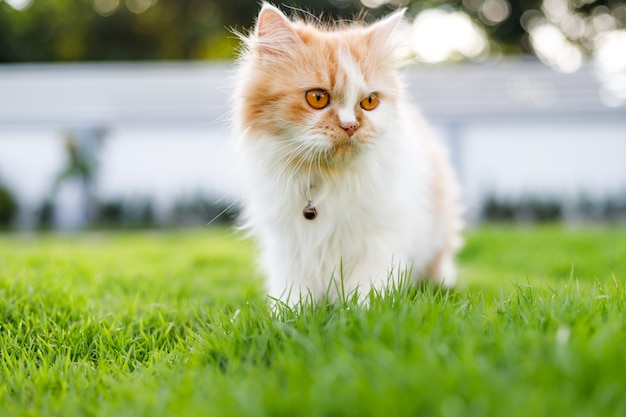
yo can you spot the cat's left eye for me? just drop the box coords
[360,94,379,111]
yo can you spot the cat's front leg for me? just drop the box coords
[264,251,328,306]
[426,248,458,288]
[338,251,412,302]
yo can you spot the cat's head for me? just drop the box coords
[233,3,406,168]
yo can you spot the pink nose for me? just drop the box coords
[340,122,359,137]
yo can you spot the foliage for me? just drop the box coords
[95,197,156,228]
[481,194,563,222]
[0,182,18,227]
[32,194,239,230]
[35,198,55,229]
[1,0,624,62]
[1,0,234,61]
[170,194,239,226]
[93,195,239,228]
[0,226,625,416]
[481,193,626,223]
[576,192,626,222]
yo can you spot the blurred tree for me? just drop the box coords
[0,0,237,61]
[0,0,624,62]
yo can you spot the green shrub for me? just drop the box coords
[481,194,562,223]
[0,183,18,227]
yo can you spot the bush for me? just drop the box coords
[481,195,516,222]
[0,183,18,227]
[95,198,156,228]
[36,199,55,229]
[481,194,562,223]
[171,195,239,226]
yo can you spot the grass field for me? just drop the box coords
[0,225,625,416]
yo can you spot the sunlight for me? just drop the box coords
[126,0,157,14]
[93,0,120,16]
[594,29,626,107]
[594,30,626,74]
[4,0,32,11]
[359,0,388,8]
[529,21,583,73]
[479,0,511,26]
[411,8,488,63]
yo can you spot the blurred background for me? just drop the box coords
[0,0,625,230]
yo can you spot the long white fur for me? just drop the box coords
[232,4,460,304]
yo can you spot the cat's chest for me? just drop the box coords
[290,178,394,230]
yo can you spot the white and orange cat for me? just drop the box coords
[231,3,463,303]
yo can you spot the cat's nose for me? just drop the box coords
[340,122,359,137]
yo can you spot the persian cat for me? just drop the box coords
[231,3,463,303]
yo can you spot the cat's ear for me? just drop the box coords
[255,3,300,57]
[366,8,406,48]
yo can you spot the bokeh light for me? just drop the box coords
[529,21,584,73]
[360,0,388,8]
[479,0,511,26]
[126,0,157,14]
[595,29,626,74]
[93,0,120,17]
[594,29,626,107]
[4,0,33,10]
[411,8,488,63]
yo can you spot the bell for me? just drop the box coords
[303,203,317,220]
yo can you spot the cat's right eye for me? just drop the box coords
[305,89,330,109]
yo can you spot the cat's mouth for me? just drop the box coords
[326,137,360,164]
[286,137,361,172]
[332,139,354,151]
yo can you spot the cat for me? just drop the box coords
[231,3,463,304]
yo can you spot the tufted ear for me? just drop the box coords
[366,8,406,47]
[255,3,301,57]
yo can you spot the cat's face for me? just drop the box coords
[235,5,405,168]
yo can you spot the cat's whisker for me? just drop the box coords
[272,142,313,182]
[261,140,305,166]
[285,145,315,184]
[288,143,322,184]
[261,138,331,186]
[264,140,310,174]
[265,142,307,174]
[306,153,315,201]
[317,151,326,179]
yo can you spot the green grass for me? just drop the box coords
[0,225,625,417]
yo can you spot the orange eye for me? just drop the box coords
[305,89,330,109]
[360,94,379,111]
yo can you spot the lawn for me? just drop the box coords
[0,225,624,417]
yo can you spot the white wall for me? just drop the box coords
[3,119,625,226]
[0,128,65,208]
[459,121,626,216]
[97,126,236,204]
[1,62,625,227]
[0,126,237,227]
